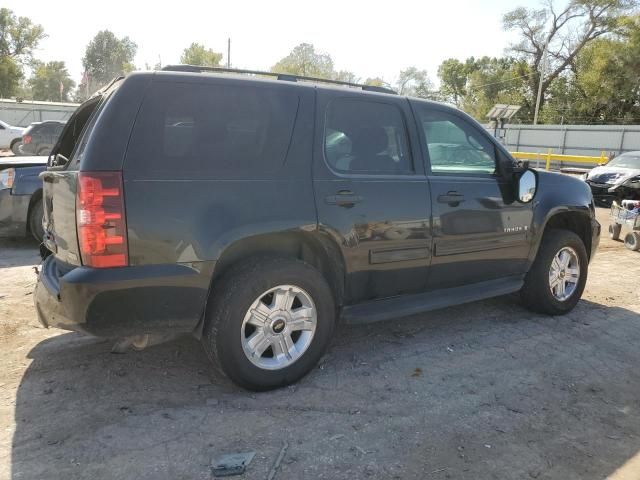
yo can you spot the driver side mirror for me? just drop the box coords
[517,170,537,203]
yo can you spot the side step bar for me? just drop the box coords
[341,275,525,325]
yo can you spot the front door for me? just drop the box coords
[411,102,533,290]
[313,93,432,303]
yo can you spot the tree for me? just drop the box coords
[438,59,468,106]
[28,61,75,102]
[0,8,46,61]
[396,67,435,98]
[180,43,223,67]
[271,43,334,78]
[0,8,45,97]
[333,70,359,83]
[503,0,638,118]
[81,30,137,97]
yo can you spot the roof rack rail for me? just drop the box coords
[161,65,397,95]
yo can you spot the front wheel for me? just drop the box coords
[520,229,588,315]
[624,232,640,251]
[202,256,336,391]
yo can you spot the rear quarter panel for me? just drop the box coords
[123,77,318,266]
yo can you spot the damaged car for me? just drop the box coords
[584,151,640,206]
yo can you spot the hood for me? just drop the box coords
[585,165,640,185]
[0,156,48,168]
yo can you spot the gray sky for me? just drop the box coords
[7,0,541,86]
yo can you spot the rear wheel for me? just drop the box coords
[28,198,44,243]
[520,229,588,315]
[624,232,640,251]
[202,256,336,391]
[10,139,21,156]
[608,223,621,241]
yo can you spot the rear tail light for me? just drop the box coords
[23,135,32,145]
[76,172,128,268]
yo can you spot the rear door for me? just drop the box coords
[313,92,432,303]
[411,101,533,290]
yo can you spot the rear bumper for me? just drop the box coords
[0,188,29,237]
[34,256,214,337]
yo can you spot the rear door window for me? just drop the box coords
[125,81,300,178]
[323,99,413,175]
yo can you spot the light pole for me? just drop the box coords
[533,41,549,125]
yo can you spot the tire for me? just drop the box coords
[609,223,622,241]
[624,232,640,251]
[28,198,44,243]
[10,139,21,156]
[520,229,588,315]
[202,256,336,391]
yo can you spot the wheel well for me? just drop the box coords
[543,212,592,258]
[10,138,20,148]
[212,232,346,308]
[25,190,42,235]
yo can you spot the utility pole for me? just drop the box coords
[533,41,548,125]
[227,38,231,68]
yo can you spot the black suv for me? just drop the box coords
[19,120,66,156]
[35,67,600,391]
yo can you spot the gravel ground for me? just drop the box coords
[1,207,640,480]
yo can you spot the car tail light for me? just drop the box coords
[76,172,128,268]
[23,135,32,145]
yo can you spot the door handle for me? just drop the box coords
[437,191,465,206]
[325,190,363,208]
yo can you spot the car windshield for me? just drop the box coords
[608,154,640,169]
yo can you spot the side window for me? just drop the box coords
[324,99,412,175]
[126,82,299,177]
[416,107,496,175]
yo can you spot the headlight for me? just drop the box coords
[0,168,15,190]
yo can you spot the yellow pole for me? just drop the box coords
[546,149,552,171]
[601,150,607,164]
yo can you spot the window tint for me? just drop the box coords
[126,81,299,177]
[415,107,496,174]
[324,99,412,174]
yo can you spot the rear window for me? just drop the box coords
[125,81,300,178]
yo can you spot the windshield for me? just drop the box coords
[608,154,640,169]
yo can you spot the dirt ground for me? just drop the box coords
[1,208,640,480]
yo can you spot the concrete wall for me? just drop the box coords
[494,124,640,157]
[0,99,79,127]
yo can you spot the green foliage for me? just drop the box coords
[502,0,638,120]
[438,59,468,106]
[363,77,385,87]
[81,30,137,95]
[272,43,334,78]
[437,56,531,120]
[0,8,46,60]
[28,61,75,102]
[396,67,435,98]
[0,8,45,98]
[180,43,223,67]
[0,56,22,98]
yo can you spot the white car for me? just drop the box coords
[0,120,26,154]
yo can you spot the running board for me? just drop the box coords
[341,275,524,325]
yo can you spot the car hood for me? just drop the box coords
[585,165,640,185]
[0,156,48,168]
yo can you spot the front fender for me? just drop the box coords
[528,170,598,263]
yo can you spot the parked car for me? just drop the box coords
[584,151,640,206]
[34,68,601,391]
[0,156,47,241]
[19,121,66,156]
[0,119,26,154]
